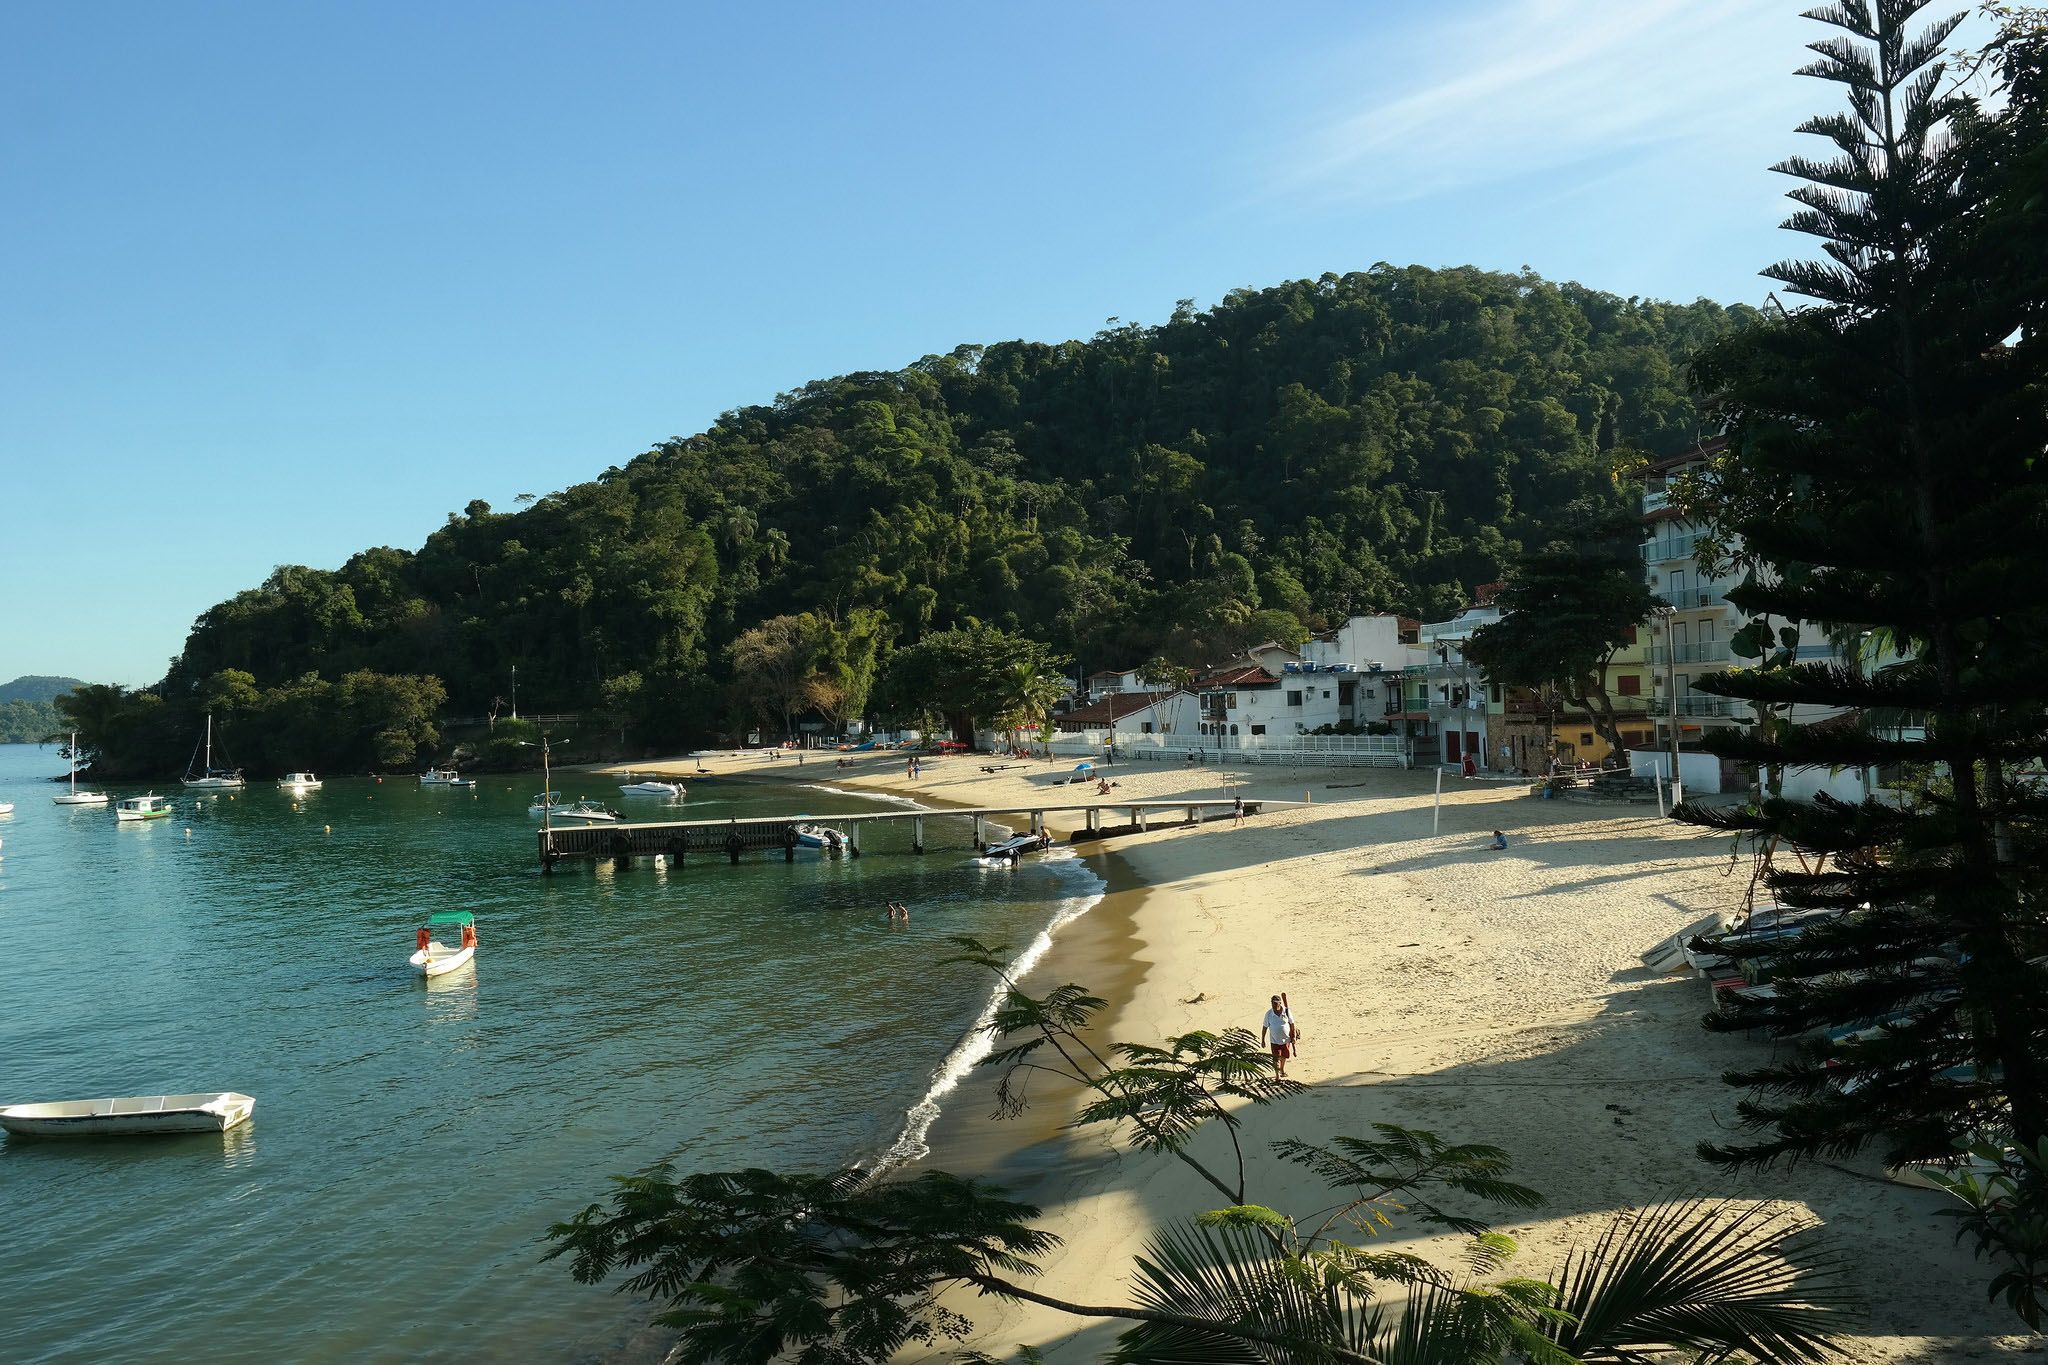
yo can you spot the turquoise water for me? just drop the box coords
[0,744,1100,1362]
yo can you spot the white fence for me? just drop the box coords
[1044,730,1410,769]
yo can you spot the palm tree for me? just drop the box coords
[995,661,1065,751]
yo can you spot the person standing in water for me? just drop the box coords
[1261,995,1299,1077]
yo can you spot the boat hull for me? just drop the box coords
[0,1092,255,1138]
[618,782,684,798]
[53,793,110,806]
[410,945,476,978]
[182,777,246,790]
[116,809,171,822]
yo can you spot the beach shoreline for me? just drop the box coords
[601,746,2025,1363]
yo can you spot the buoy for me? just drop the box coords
[292,802,299,812]
[376,776,383,784]
[324,825,331,834]
[185,828,192,838]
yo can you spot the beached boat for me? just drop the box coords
[278,772,323,792]
[0,1091,255,1137]
[53,732,111,807]
[115,794,173,822]
[618,779,685,799]
[419,766,475,788]
[794,823,847,852]
[548,799,620,824]
[410,910,478,977]
[181,714,246,790]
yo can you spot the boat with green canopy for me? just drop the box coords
[409,911,477,978]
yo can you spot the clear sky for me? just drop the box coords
[0,0,1906,685]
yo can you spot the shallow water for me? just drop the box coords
[0,745,1100,1362]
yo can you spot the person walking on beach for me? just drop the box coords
[1232,794,1244,828]
[1262,995,1298,1077]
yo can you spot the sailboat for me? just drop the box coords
[52,732,110,807]
[182,714,246,790]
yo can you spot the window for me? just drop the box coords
[1623,625,1638,644]
[1226,692,1238,709]
[1581,732,1595,747]
[1229,724,1239,736]
[1321,689,1330,699]
[1286,690,1303,706]
[1250,724,1266,736]
[1617,674,1641,696]
[1141,722,1154,734]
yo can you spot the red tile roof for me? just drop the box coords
[1054,691,1181,730]
[1193,665,1280,688]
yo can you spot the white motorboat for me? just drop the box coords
[0,802,12,816]
[549,799,620,824]
[53,732,110,806]
[115,794,173,822]
[618,779,685,799]
[794,822,847,852]
[410,911,478,977]
[528,791,565,815]
[419,766,475,788]
[278,771,323,792]
[181,714,246,790]
[0,1092,255,1137]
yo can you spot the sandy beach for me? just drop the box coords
[605,748,2025,1363]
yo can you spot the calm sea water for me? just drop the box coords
[0,744,1101,1363]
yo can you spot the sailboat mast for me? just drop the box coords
[204,714,213,772]
[69,731,78,793]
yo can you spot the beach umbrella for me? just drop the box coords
[1074,761,1093,772]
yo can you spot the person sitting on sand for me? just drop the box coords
[1491,829,1509,850]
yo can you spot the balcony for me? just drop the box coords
[1664,695,1742,719]
[1641,532,1699,563]
[1651,585,1727,610]
[1648,641,1732,665]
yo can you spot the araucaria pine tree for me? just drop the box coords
[1673,0,2048,1314]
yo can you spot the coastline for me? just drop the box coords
[603,747,2024,1363]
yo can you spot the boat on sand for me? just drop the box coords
[0,1092,255,1137]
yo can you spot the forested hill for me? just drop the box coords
[0,676,84,744]
[155,265,1751,752]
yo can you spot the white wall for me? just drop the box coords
[1628,747,1727,795]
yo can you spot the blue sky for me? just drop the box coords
[1,0,1922,684]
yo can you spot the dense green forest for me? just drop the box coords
[0,676,82,744]
[74,265,1753,775]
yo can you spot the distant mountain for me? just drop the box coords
[0,675,83,704]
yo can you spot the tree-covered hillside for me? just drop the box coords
[0,676,83,743]
[105,265,1753,768]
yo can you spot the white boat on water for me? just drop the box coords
[528,791,565,815]
[115,794,173,822]
[181,714,246,790]
[0,1092,255,1138]
[410,910,478,977]
[53,731,110,806]
[278,771,323,792]
[0,802,12,817]
[419,766,475,788]
[794,822,847,852]
[548,799,620,824]
[618,779,685,799]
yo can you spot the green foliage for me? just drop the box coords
[549,953,1850,1363]
[872,628,1065,742]
[1463,499,1655,754]
[1669,0,2048,1324]
[0,698,64,744]
[130,265,1745,766]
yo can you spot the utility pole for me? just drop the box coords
[510,665,519,721]
[1657,606,1680,800]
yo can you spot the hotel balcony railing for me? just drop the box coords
[1656,695,1742,719]
[1651,585,1727,610]
[1641,533,1700,563]
[1643,488,1672,514]
[1648,641,1732,665]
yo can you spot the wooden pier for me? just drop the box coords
[536,798,1287,870]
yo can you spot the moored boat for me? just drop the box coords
[115,794,173,822]
[53,732,111,807]
[181,714,246,790]
[0,801,12,816]
[549,799,620,824]
[0,1091,255,1137]
[419,766,475,788]
[794,822,847,852]
[278,771,323,792]
[528,791,565,815]
[410,911,478,977]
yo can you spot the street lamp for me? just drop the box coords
[1655,606,1679,800]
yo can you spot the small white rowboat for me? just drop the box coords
[0,1092,256,1138]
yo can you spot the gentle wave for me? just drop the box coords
[878,847,1107,1169]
